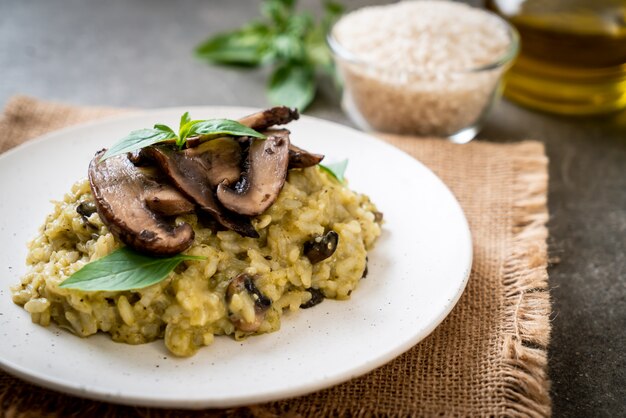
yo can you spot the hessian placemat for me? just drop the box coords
[0,96,552,417]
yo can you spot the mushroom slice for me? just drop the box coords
[238,106,299,131]
[140,143,259,238]
[257,129,324,169]
[216,133,290,216]
[76,201,97,219]
[288,143,325,169]
[76,201,98,230]
[88,150,194,256]
[226,273,272,333]
[127,149,150,166]
[304,231,339,264]
[184,137,242,187]
[300,288,325,309]
[144,185,195,216]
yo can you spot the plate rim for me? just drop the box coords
[0,106,472,408]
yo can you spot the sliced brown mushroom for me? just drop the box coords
[76,201,97,219]
[288,143,325,169]
[226,273,272,332]
[129,166,195,216]
[88,150,194,256]
[185,138,243,187]
[304,231,339,264]
[238,106,299,131]
[300,288,325,309]
[259,129,324,169]
[143,185,195,216]
[216,133,290,216]
[76,201,98,231]
[127,149,150,166]
[139,142,259,238]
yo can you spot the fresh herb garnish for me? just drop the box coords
[59,247,205,291]
[319,159,348,183]
[100,114,266,162]
[178,119,265,144]
[100,128,177,162]
[268,63,315,111]
[179,111,192,131]
[195,0,344,111]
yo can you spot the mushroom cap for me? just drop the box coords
[88,150,194,256]
[288,142,325,169]
[184,138,242,188]
[139,143,259,238]
[238,106,299,131]
[143,184,195,216]
[252,128,325,169]
[216,132,290,217]
[303,230,339,264]
[226,273,272,333]
[300,288,325,309]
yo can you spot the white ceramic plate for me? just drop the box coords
[0,107,471,408]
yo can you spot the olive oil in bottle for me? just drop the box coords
[486,0,626,115]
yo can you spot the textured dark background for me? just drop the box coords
[1,0,624,416]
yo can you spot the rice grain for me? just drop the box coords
[331,0,514,137]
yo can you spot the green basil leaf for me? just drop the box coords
[262,0,295,27]
[271,33,306,62]
[195,0,345,110]
[179,112,191,133]
[59,247,205,291]
[100,128,177,162]
[180,119,267,142]
[268,63,315,110]
[306,37,333,68]
[153,124,176,135]
[195,24,270,66]
[179,118,203,142]
[287,13,314,38]
[319,159,348,184]
[306,1,343,78]
[277,0,296,9]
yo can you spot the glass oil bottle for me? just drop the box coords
[486,0,626,115]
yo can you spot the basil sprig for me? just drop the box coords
[59,247,205,292]
[269,64,315,112]
[195,0,344,111]
[100,113,266,162]
[319,159,348,184]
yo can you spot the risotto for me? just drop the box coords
[11,109,382,356]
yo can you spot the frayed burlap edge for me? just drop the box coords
[500,143,551,418]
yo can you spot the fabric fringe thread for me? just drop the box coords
[500,146,551,418]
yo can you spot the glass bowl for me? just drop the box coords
[327,6,519,143]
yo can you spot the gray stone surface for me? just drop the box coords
[1,0,624,416]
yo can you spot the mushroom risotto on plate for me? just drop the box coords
[0,106,473,407]
[11,107,382,357]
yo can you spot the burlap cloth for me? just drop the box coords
[0,96,552,417]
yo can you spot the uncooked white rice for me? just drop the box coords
[331,0,513,137]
